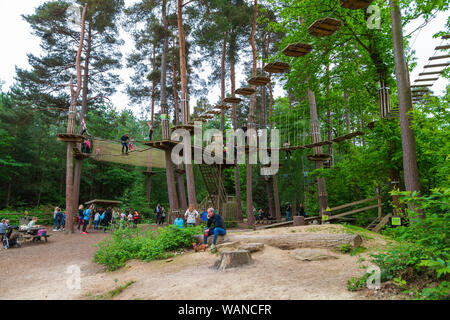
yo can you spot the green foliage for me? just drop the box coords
[371,189,450,299]
[93,225,203,271]
[347,273,370,292]
[338,243,352,254]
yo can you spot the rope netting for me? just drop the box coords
[89,138,166,169]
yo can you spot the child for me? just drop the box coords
[27,217,38,230]
[94,210,100,230]
[133,210,139,225]
[174,214,184,229]
[0,219,7,241]
[184,205,199,227]
[61,210,66,231]
[85,139,92,153]
[129,136,134,151]
[127,212,133,226]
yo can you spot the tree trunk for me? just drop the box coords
[344,90,350,134]
[165,149,179,213]
[246,0,258,226]
[72,23,92,212]
[272,175,281,221]
[65,5,87,234]
[230,60,243,221]
[147,44,157,206]
[227,233,363,250]
[220,32,227,132]
[161,0,179,212]
[6,179,12,208]
[177,0,197,208]
[307,88,328,216]
[389,0,421,200]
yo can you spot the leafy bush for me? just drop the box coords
[347,273,370,291]
[369,188,450,299]
[94,225,203,271]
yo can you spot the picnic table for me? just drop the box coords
[19,226,51,243]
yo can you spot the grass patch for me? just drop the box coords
[96,280,136,300]
[341,224,375,240]
[93,225,204,271]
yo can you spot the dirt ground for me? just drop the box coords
[0,224,402,300]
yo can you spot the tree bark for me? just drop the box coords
[272,175,281,221]
[220,32,227,132]
[307,88,328,216]
[246,0,258,226]
[177,0,197,208]
[162,0,179,212]
[72,23,92,212]
[230,60,243,221]
[389,0,421,198]
[227,233,363,250]
[65,4,87,234]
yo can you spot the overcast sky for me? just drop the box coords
[0,0,448,117]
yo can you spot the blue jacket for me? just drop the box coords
[83,209,91,221]
[174,218,184,229]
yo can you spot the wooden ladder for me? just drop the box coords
[198,164,227,210]
[366,213,393,233]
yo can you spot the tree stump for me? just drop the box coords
[213,250,252,271]
[293,216,305,226]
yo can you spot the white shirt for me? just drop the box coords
[185,210,199,224]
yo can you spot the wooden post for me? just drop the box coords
[377,185,382,218]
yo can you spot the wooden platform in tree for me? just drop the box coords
[340,0,374,10]
[248,76,270,86]
[72,147,90,160]
[332,131,365,143]
[415,78,439,82]
[419,71,445,76]
[282,42,312,57]
[215,104,231,110]
[303,141,331,149]
[435,45,450,50]
[235,88,256,96]
[192,117,207,123]
[175,168,186,175]
[171,124,194,135]
[411,84,433,88]
[223,97,243,104]
[424,62,450,68]
[57,133,86,143]
[144,140,180,150]
[142,171,157,176]
[307,154,331,162]
[263,62,289,73]
[308,18,341,37]
[428,54,450,60]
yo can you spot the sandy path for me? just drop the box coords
[0,224,391,300]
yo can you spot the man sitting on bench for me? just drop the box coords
[203,208,226,251]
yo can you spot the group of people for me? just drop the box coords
[154,203,167,225]
[52,207,66,231]
[253,203,308,222]
[285,203,308,221]
[255,208,276,222]
[173,205,200,229]
[173,206,226,251]
[120,133,135,154]
[77,205,141,234]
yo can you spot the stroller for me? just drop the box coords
[2,225,22,249]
